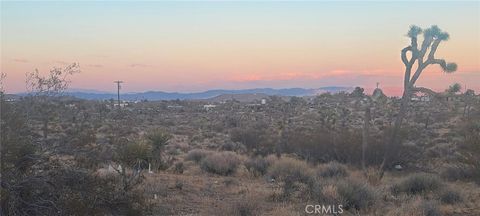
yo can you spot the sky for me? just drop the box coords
[1,1,479,95]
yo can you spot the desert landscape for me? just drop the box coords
[1,1,479,216]
[2,67,480,215]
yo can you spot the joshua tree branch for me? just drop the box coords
[409,61,430,86]
[429,58,447,68]
[401,46,412,66]
[410,36,418,52]
[419,36,433,58]
[428,39,441,61]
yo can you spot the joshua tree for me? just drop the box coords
[379,25,457,177]
[447,83,462,95]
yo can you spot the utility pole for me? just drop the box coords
[114,80,123,107]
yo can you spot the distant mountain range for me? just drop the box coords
[17,87,353,101]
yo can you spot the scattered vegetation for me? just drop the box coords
[318,161,348,178]
[200,151,241,175]
[336,179,376,211]
[244,156,271,176]
[185,149,212,163]
[391,173,443,196]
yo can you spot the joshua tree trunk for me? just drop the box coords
[379,90,411,178]
[378,25,457,178]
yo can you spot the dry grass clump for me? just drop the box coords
[184,149,213,163]
[226,198,260,216]
[309,182,342,205]
[200,151,241,176]
[308,177,376,212]
[268,157,313,183]
[336,179,376,211]
[439,188,463,204]
[441,165,478,183]
[391,173,443,196]
[386,198,441,216]
[268,157,314,199]
[244,156,271,177]
[318,161,348,178]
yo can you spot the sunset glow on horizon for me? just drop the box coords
[1,1,479,95]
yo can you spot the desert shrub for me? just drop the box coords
[223,178,238,187]
[391,173,442,196]
[439,188,462,204]
[282,127,386,166]
[420,200,441,216]
[245,156,271,176]
[336,179,375,211]
[388,198,441,216]
[456,120,480,185]
[229,124,276,155]
[268,157,314,199]
[308,182,341,204]
[175,180,184,190]
[173,162,184,174]
[318,161,348,178]
[226,198,259,216]
[441,165,474,181]
[221,141,246,152]
[268,157,313,183]
[200,151,241,175]
[185,149,212,163]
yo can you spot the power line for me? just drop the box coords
[114,80,123,107]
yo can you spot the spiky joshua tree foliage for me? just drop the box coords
[380,25,457,177]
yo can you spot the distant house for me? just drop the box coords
[113,102,129,108]
[203,104,216,111]
[411,95,431,102]
[3,94,20,102]
[167,105,184,109]
[65,103,77,108]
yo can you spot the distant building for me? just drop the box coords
[113,102,129,108]
[411,94,430,102]
[203,104,216,111]
[65,104,77,108]
[261,99,267,105]
[167,105,184,109]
